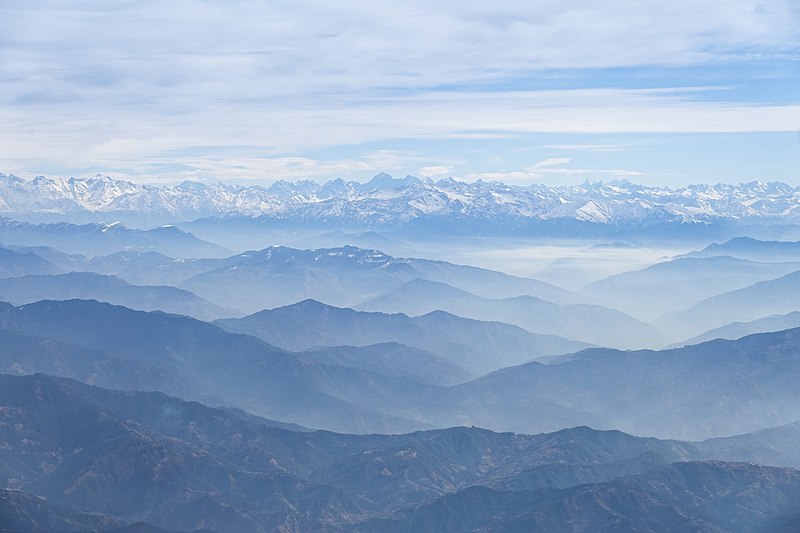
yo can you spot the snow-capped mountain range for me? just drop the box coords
[1,172,799,228]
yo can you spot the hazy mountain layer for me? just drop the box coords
[657,270,800,339]
[0,216,230,258]
[432,329,800,440]
[583,255,800,321]
[181,245,578,314]
[0,299,433,433]
[0,246,62,279]
[686,236,800,262]
[679,311,800,346]
[217,299,591,375]
[0,299,798,439]
[0,272,231,321]
[357,278,665,349]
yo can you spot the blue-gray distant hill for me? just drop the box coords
[428,328,800,440]
[0,299,443,433]
[0,245,62,278]
[181,245,579,314]
[0,216,230,258]
[1,299,798,439]
[678,311,800,346]
[583,255,800,321]
[356,278,665,349]
[686,236,800,262]
[0,272,231,321]
[656,270,800,340]
[217,299,592,375]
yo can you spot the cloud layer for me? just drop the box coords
[0,1,798,184]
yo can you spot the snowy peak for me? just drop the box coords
[1,172,799,228]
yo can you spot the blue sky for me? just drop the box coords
[0,1,798,186]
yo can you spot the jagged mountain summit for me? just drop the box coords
[2,172,799,229]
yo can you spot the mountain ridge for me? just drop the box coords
[3,173,800,228]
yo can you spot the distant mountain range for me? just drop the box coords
[3,172,800,230]
[685,236,800,262]
[0,216,230,257]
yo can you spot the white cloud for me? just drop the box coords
[464,165,644,185]
[545,144,626,153]
[533,158,571,168]
[419,165,455,177]
[0,2,797,182]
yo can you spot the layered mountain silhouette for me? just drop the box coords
[679,311,800,346]
[686,236,800,262]
[217,299,591,375]
[0,272,230,321]
[428,328,800,439]
[181,245,579,314]
[0,299,798,439]
[0,373,797,532]
[657,270,800,339]
[0,245,62,278]
[357,278,665,349]
[583,255,800,320]
[0,217,229,258]
[0,299,433,433]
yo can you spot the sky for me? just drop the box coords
[0,0,798,187]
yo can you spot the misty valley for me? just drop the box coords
[0,174,799,532]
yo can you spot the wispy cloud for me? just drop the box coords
[419,165,456,178]
[533,158,572,168]
[546,144,626,153]
[0,1,797,183]
[465,167,645,185]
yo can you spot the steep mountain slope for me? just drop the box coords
[217,299,591,375]
[0,272,231,320]
[583,256,800,320]
[357,278,665,349]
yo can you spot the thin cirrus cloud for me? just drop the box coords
[0,1,798,184]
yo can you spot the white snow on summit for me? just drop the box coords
[1,172,799,227]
